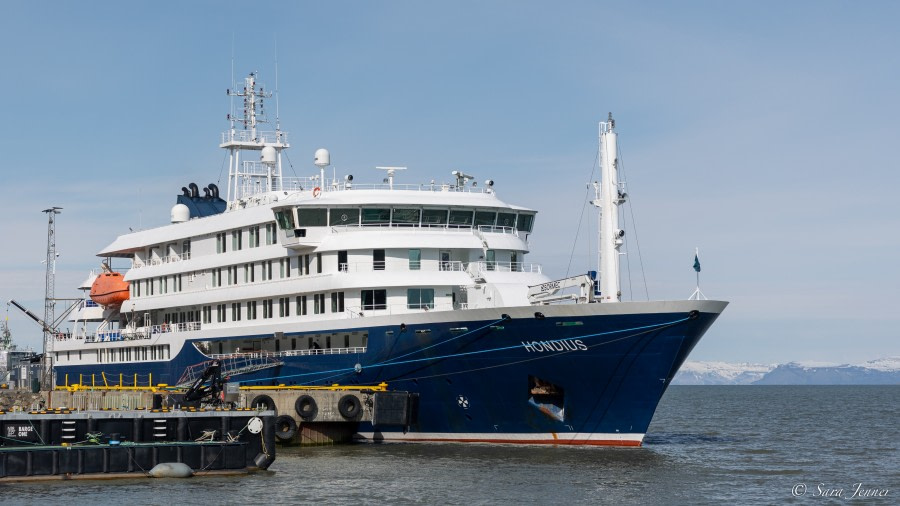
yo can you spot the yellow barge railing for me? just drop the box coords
[54,372,388,393]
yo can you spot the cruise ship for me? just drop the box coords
[52,72,727,445]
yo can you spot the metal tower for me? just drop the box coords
[42,206,62,390]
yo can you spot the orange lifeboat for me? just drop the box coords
[90,271,130,307]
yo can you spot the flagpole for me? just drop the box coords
[690,247,706,300]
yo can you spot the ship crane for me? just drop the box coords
[527,274,598,304]
[8,299,80,336]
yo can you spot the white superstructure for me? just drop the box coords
[51,72,548,372]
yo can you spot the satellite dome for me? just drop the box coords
[314,148,330,167]
[261,145,277,166]
[171,203,190,223]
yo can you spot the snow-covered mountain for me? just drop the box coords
[673,357,900,385]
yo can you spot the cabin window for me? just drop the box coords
[316,253,322,274]
[449,209,474,226]
[296,295,307,316]
[407,288,435,309]
[314,293,326,315]
[263,299,274,319]
[338,251,348,272]
[474,211,496,227]
[331,208,360,226]
[247,301,257,320]
[232,230,242,250]
[231,303,241,321]
[440,250,452,271]
[422,208,448,226]
[373,250,385,271]
[408,249,421,270]
[182,239,191,259]
[361,208,391,225]
[216,232,227,253]
[216,304,226,322]
[331,292,345,313]
[265,223,278,244]
[279,297,290,317]
[249,226,260,247]
[280,258,291,278]
[486,250,496,270]
[392,208,420,225]
[361,289,387,311]
[262,261,273,281]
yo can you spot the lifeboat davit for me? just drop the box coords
[90,271,130,307]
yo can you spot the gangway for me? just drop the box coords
[176,353,284,387]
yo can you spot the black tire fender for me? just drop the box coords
[274,414,297,442]
[250,394,277,415]
[295,394,318,421]
[337,394,362,420]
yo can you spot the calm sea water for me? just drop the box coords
[2,386,897,505]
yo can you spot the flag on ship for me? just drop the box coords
[693,252,701,272]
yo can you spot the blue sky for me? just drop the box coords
[1,1,898,363]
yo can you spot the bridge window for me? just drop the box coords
[517,213,535,233]
[275,209,295,230]
[362,208,391,225]
[331,208,360,226]
[392,208,420,225]
[474,211,496,226]
[422,208,448,225]
[449,209,473,226]
[497,212,516,228]
[296,208,327,227]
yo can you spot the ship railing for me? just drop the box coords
[89,328,151,342]
[150,321,201,335]
[221,129,288,145]
[345,302,459,318]
[330,223,478,234]
[337,183,491,193]
[209,346,368,360]
[133,253,190,269]
[475,225,519,236]
[468,261,542,275]
[337,260,465,273]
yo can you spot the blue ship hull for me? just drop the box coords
[55,303,724,445]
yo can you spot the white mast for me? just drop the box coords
[598,113,625,302]
[222,72,288,205]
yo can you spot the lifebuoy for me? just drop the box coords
[249,394,277,415]
[312,187,321,198]
[337,394,362,420]
[274,414,297,442]
[295,394,318,421]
